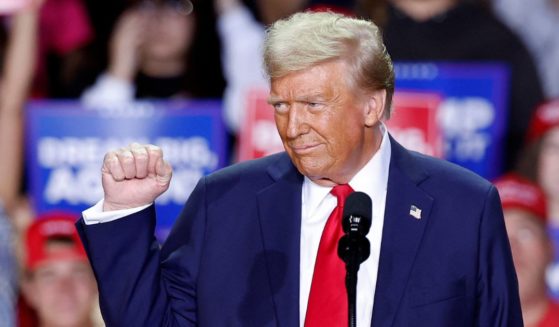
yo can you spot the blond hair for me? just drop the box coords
[263,11,395,118]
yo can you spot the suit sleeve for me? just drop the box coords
[475,185,523,326]
[76,177,208,327]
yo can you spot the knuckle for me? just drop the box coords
[147,144,162,155]
[118,149,134,162]
[104,151,117,162]
[132,149,148,160]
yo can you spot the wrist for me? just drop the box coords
[102,196,154,212]
[103,201,137,212]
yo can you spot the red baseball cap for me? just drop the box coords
[307,4,356,17]
[493,173,547,223]
[526,99,559,143]
[25,211,88,271]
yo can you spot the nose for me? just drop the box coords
[58,276,71,288]
[285,104,309,139]
[53,274,78,294]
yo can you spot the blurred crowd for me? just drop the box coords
[0,0,557,326]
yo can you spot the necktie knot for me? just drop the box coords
[331,184,354,208]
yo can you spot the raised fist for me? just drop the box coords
[101,143,172,211]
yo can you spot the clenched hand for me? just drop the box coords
[101,143,172,211]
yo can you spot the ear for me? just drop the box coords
[364,89,386,127]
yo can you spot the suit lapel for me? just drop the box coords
[371,138,434,326]
[257,154,303,326]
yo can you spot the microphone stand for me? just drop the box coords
[339,193,372,327]
[339,235,369,327]
[346,250,359,327]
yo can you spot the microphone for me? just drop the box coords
[338,192,372,266]
[337,191,372,327]
[342,192,372,237]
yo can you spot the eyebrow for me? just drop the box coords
[267,96,281,105]
[267,93,327,105]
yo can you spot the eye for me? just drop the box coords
[72,266,93,280]
[273,102,289,114]
[307,102,324,111]
[35,269,56,283]
[516,228,536,242]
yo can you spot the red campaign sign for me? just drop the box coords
[386,91,443,158]
[237,88,284,162]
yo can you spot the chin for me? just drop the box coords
[297,164,325,178]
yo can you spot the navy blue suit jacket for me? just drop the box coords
[77,137,523,326]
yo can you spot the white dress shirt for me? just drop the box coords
[83,127,392,327]
[299,127,391,327]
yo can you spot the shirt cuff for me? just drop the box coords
[82,199,152,225]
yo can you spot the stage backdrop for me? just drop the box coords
[26,100,227,240]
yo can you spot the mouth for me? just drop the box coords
[289,143,321,155]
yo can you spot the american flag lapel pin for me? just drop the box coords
[409,205,422,219]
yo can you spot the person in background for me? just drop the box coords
[495,174,559,327]
[81,0,225,107]
[34,0,94,98]
[491,0,559,99]
[21,212,100,327]
[358,0,544,171]
[0,2,41,326]
[516,99,559,300]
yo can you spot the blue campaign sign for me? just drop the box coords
[394,62,509,179]
[26,100,228,241]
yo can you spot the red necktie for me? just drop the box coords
[305,184,354,327]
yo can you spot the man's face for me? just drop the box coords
[143,6,195,63]
[269,60,385,186]
[24,259,97,327]
[504,209,551,301]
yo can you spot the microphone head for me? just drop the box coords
[337,235,371,265]
[342,191,372,235]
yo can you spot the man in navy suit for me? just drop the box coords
[76,11,523,326]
